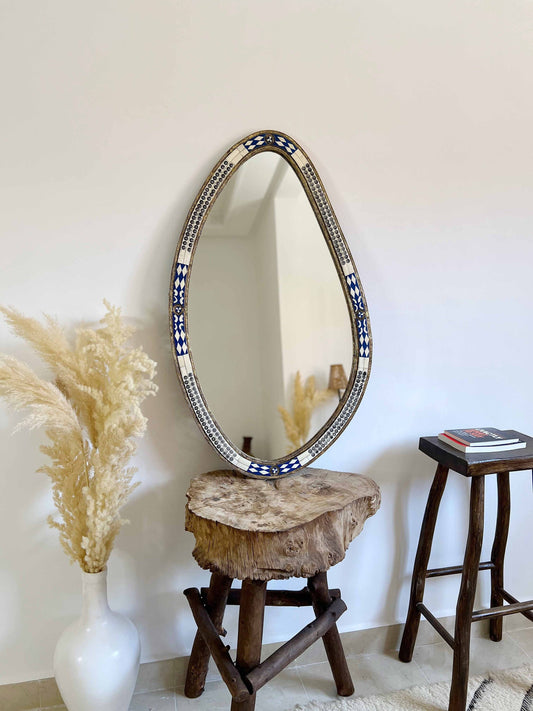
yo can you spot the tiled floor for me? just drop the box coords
[37,623,533,711]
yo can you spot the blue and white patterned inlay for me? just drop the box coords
[244,135,267,152]
[247,462,274,476]
[244,134,297,156]
[346,273,365,312]
[274,135,297,154]
[279,458,301,474]
[357,319,370,357]
[173,313,188,356]
[245,457,302,477]
[173,263,188,306]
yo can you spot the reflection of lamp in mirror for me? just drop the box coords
[328,364,348,401]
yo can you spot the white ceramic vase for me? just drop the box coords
[53,568,140,711]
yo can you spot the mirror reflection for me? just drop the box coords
[188,152,352,460]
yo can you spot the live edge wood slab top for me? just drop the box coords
[419,430,533,476]
[185,468,381,581]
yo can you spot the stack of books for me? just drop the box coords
[438,428,527,453]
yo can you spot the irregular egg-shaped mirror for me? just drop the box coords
[170,131,371,478]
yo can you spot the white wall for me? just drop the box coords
[253,192,286,459]
[1,0,532,684]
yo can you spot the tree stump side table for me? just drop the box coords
[399,431,533,711]
[183,468,381,711]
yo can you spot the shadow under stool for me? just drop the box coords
[182,468,381,710]
[399,431,533,711]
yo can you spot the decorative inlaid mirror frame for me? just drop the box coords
[169,130,372,479]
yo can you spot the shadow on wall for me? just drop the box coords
[350,442,473,632]
[113,478,197,660]
[113,184,240,652]
[114,311,227,658]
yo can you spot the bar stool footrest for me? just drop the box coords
[500,588,533,623]
[416,603,456,649]
[426,561,495,578]
[472,595,533,622]
[416,595,533,649]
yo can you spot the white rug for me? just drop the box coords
[292,665,533,710]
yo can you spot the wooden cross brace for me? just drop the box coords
[183,571,354,709]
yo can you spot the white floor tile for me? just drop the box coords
[297,650,427,704]
[509,626,533,660]
[129,689,177,710]
[38,629,533,710]
[175,681,232,711]
[175,668,306,711]
[413,632,528,684]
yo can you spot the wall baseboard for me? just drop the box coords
[2,614,530,710]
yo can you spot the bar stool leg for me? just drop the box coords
[231,579,267,711]
[308,572,354,696]
[449,475,485,711]
[185,573,233,698]
[490,471,510,642]
[399,464,449,662]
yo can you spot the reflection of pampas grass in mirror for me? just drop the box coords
[278,371,333,452]
[0,302,158,573]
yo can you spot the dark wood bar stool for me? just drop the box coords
[182,468,380,710]
[399,431,533,711]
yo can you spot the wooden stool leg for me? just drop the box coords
[490,471,510,642]
[308,572,354,696]
[185,573,233,698]
[449,475,485,711]
[231,579,267,711]
[399,464,449,662]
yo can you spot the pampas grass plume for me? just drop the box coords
[0,302,158,573]
[278,371,334,452]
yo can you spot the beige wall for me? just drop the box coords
[188,233,269,457]
[1,0,532,683]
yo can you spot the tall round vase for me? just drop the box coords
[53,568,140,711]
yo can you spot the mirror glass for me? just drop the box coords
[188,152,353,460]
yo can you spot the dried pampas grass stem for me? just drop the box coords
[278,372,333,452]
[0,302,158,573]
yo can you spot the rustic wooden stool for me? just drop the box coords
[183,468,380,710]
[399,431,533,711]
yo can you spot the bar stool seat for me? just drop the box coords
[183,468,380,711]
[399,431,533,711]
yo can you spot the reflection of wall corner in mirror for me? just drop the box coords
[278,371,334,453]
[328,364,348,402]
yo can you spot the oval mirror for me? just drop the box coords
[170,131,371,478]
